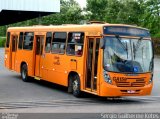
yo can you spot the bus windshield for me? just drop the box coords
[103,36,153,73]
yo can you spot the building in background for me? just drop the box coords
[0,0,60,26]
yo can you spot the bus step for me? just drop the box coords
[34,76,41,80]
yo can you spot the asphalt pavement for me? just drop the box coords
[0,48,160,114]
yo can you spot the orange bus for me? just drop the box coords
[4,23,154,97]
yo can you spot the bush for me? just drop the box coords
[154,32,160,38]
[0,37,6,47]
[152,38,160,55]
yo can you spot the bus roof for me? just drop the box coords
[7,23,149,32]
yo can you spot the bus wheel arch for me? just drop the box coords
[68,72,81,97]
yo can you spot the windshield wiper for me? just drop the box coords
[115,35,128,58]
[135,37,143,51]
[133,37,143,59]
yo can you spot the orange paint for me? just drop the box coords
[4,24,153,97]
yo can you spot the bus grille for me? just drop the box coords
[116,79,145,87]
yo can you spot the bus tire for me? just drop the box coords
[72,75,81,97]
[21,64,30,82]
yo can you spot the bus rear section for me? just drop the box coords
[98,26,153,97]
[4,32,19,71]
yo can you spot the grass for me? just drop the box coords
[0,37,6,47]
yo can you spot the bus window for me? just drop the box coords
[12,36,18,52]
[18,32,23,49]
[45,32,52,53]
[23,32,34,50]
[52,32,67,54]
[66,32,84,56]
[6,32,10,48]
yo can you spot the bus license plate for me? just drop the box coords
[127,90,135,94]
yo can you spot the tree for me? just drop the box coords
[0,0,159,37]
[0,26,7,36]
[104,0,124,23]
[116,0,144,25]
[85,0,160,37]
[41,0,83,25]
[141,0,160,36]
[0,0,84,36]
[86,0,108,21]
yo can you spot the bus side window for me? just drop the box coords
[51,32,67,54]
[12,36,18,52]
[66,32,84,56]
[6,32,10,48]
[18,32,23,49]
[45,32,52,53]
[23,32,34,50]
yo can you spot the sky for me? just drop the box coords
[75,0,87,8]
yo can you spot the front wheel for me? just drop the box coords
[21,64,30,82]
[72,75,81,97]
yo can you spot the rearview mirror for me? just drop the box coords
[100,38,105,49]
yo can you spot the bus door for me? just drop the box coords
[35,36,44,77]
[11,35,18,70]
[85,37,100,92]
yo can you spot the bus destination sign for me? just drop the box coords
[103,26,150,37]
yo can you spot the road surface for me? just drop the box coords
[0,48,160,114]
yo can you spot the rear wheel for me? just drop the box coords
[21,64,30,82]
[72,75,81,97]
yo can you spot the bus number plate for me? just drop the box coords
[127,90,135,94]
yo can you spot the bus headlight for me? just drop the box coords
[103,71,112,84]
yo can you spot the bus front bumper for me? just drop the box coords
[100,82,153,97]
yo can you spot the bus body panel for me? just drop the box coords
[99,72,153,96]
[5,24,153,97]
[16,50,34,76]
[100,83,152,96]
[5,48,11,69]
